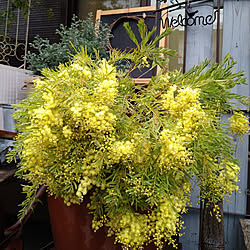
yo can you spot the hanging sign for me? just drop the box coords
[161,9,218,28]
[156,0,219,28]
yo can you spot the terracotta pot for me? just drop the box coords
[47,195,176,250]
[47,195,121,250]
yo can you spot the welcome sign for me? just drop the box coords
[161,9,218,28]
[157,0,218,28]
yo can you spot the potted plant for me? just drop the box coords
[9,20,249,249]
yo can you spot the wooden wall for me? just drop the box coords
[222,2,250,249]
[222,0,250,111]
[181,1,250,249]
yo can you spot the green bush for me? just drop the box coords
[26,14,112,74]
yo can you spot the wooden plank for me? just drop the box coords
[224,214,245,250]
[222,1,250,110]
[132,78,151,85]
[184,1,214,209]
[96,5,159,16]
[0,130,17,139]
[159,4,168,49]
[180,209,200,250]
[185,2,214,71]
[222,113,249,215]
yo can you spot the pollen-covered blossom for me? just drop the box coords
[76,176,94,197]
[71,62,84,72]
[181,105,206,135]
[149,195,187,248]
[111,212,149,248]
[106,192,188,249]
[108,140,135,164]
[161,85,206,138]
[62,126,72,138]
[228,112,249,137]
[199,159,240,203]
[162,86,201,118]
[81,104,116,132]
[159,129,192,170]
[94,79,118,105]
[141,56,149,67]
[14,55,119,205]
[43,92,57,109]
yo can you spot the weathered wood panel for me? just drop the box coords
[182,2,250,250]
[222,113,249,215]
[222,2,250,250]
[180,209,200,250]
[185,1,214,208]
[185,2,214,71]
[222,0,250,110]
[182,3,214,249]
[224,214,245,250]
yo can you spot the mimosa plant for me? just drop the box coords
[9,20,249,249]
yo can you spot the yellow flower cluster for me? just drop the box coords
[105,191,188,250]
[161,85,206,138]
[108,140,135,164]
[199,157,240,204]
[94,80,118,105]
[162,86,200,117]
[159,130,191,170]
[149,195,187,249]
[18,55,119,204]
[113,212,149,249]
[76,177,94,197]
[229,112,249,137]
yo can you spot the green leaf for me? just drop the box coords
[123,22,139,47]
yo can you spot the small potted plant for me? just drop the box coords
[9,20,249,249]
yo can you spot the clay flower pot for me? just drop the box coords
[47,195,121,250]
[47,195,173,250]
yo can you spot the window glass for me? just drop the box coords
[78,0,141,19]
[167,7,185,72]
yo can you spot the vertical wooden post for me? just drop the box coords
[200,200,224,250]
